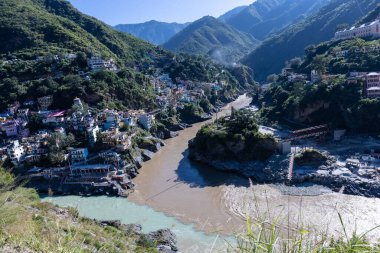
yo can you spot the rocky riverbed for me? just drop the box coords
[98,220,179,252]
[189,147,380,198]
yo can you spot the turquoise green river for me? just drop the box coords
[42,195,236,252]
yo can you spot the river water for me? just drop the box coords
[43,94,380,252]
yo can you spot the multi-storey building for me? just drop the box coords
[138,114,155,130]
[7,140,25,165]
[335,18,380,40]
[69,148,89,165]
[366,72,380,99]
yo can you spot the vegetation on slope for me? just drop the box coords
[301,38,380,75]
[243,0,379,81]
[0,168,157,252]
[258,36,380,134]
[189,109,277,162]
[164,16,259,63]
[260,75,380,133]
[0,0,256,112]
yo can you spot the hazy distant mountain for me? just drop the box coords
[114,20,189,45]
[218,6,247,22]
[163,16,260,63]
[225,0,330,40]
[242,0,379,81]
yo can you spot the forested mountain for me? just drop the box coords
[242,0,379,81]
[0,0,254,111]
[225,0,330,40]
[114,21,189,45]
[163,16,259,63]
[257,5,380,133]
[218,6,247,23]
[259,37,380,133]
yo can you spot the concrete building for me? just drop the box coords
[366,72,380,98]
[37,96,53,110]
[73,97,84,110]
[87,125,100,146]
[69,148,89,164]
[281,68,295,76]
[138,114,155,130]
[311,70,321,83]
[367,87,380,98]
[17,108,30,121]
[335,18,380,40]
[288,74,307,82]
[101,128,131,151]
[42,111,65,126]
[2,121,19,137]
[8,102,20,115]
[88,56,117,72]
[7,140,25,165]
[70,164,113,177]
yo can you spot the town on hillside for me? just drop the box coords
[0,53,224,196]
[238,17,380,197]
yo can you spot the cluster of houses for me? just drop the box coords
[149,73,222,110]
[0,96,158,168]
[281,67,380,99]
[0,53,224,170]
[347,71,380,99]
[333,44,380,58]
[335,17,380,41]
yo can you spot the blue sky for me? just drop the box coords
[67,0,254,25]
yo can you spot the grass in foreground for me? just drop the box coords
[231,209,380,253]
[0,168,157,253]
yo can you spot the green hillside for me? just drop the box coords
[0,0,162,66]
[0,0,253,111]
[301,38,380,75]
[258,40,380,133]
[0,168,161,252]
[242,0,379,82]
[163,16,259,63]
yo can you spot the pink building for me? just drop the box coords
[366,72,380,98]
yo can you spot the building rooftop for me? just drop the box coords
[367,87,380,91]
[337,19,380,32]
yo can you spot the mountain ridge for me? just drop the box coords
[114,20,189,45]
[225,0,331,40]
[163,16,260,63]
[242,0,379,81]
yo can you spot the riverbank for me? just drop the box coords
[127,94,380,240]
[42,195,236,252]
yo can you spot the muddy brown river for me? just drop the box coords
[45,95,380,252]
[129,94,380,240]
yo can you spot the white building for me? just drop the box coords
[7,140,25,165]
[88,56,117,72]
[138,114,155,130]
[87,125,100,146]
[311,70,321,83]
[335,19,380,40]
